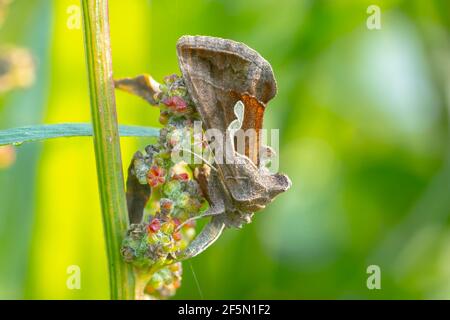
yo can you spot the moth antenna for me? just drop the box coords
[178,148,218,172]
[175,215,204,232]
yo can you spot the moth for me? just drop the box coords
[116,36,291,260]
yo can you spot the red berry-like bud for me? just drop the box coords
[162,96,187,113]
[184,220,196,229]
[147,219,161,233]
[160,198,174,212]
[172,218,181,227]
[173,172,189,181]
[172,231,182,241]
[162,202,172,210]
[173,279,181,289]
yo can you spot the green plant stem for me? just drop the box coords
[81,0,134,299]
[134,268,154,300]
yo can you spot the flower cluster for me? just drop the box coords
[121,74,211,299]
[121,215,196,269]
[144,262,182,299]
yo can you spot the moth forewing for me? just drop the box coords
[176,36,277,140]
[177,35,277,104]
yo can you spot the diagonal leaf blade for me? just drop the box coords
[0,123,159,146]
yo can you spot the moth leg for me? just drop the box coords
[114,74,161,106]
[178,216,226,260]
[175,202,225,232]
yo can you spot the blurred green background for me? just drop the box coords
[0,0,449,299]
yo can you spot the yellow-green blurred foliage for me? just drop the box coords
[0,0,449,299]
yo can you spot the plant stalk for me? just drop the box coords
[80,0,134,299]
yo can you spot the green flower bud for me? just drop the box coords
[149,273,164,290]
[177,192,191,208]
[161,220,175,234]
[183,227,196,241]
[160,234,171,247]
[146,232,159,245]
[163,179,182,198]
[133,154,151,185]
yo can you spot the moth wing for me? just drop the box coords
[126,152,151,224]
[237,93,265,164]
[176,35,277,164]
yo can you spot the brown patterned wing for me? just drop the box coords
[176,35,277,165]
[234,92,265,164]
[126,152,151,224]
